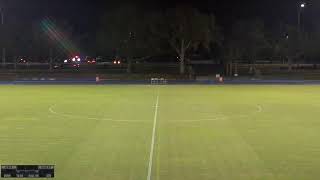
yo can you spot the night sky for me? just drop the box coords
[1,0,319,31]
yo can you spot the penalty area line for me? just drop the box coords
[147,91,160,180]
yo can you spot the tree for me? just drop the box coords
[223,40,244,76]
[97,4,152,73]
[274,25,305,71]
[150,6,216,74]
[302,31,320,63]
[225,19,269,75]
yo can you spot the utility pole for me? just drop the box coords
[298,3,306,32]
[49,48,53,71]
[1,8,6,69]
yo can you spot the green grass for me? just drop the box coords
[1,85,320,180]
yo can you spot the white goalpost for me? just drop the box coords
[151,78,167,85]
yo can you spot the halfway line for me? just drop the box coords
[147,91,160,180]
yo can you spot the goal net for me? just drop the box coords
[151,78,167,85]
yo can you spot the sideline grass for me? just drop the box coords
[0,85,320,180]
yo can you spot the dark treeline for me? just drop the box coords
[1,4,320,74]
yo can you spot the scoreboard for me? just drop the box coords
[1,165,54,178]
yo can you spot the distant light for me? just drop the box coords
[301,3,306,8]
[72,58,76,62]
[64,60,68,63]
[77,58,81,62]
[113,61,117,64]
[118,61,121,64]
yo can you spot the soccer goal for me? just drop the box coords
[151,78,167,85]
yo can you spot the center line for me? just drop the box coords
[147,91,160,180]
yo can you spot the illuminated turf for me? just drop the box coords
[1,85,320,180]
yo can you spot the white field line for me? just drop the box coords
[169,116,228,123]
[147,92,160,180]
[49,105,148,123]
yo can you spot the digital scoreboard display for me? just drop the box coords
[1,165,54,178]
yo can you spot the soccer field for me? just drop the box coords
[1,85,320,180]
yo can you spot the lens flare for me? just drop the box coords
[40,18,79,57]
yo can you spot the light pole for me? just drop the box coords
[1,8,5,68]
[298,2,306,32]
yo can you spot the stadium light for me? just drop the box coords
[298,2,307,32]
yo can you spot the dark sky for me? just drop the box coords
[1,0,319,31]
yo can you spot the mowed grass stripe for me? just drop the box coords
[153,85,320,180]
[155,88,273,180]
[1,85,320,179]
[0,86,155,180]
